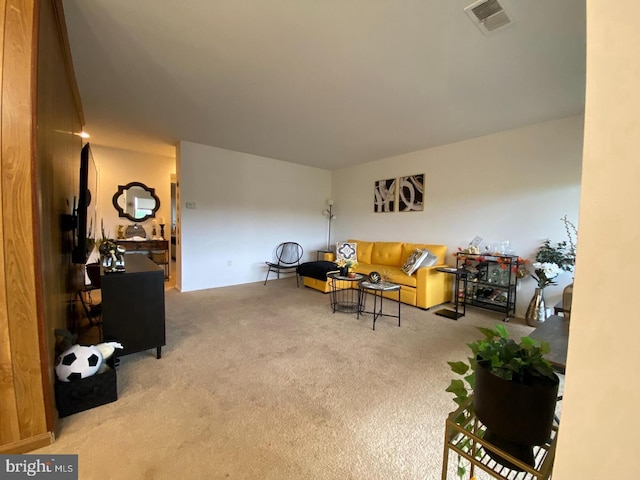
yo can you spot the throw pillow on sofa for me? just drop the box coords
[402,249,428,275]
[336,242,357,262]
[402,248,439,275]
[421,249,439,267]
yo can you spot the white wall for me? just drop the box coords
[553,1,640,477]
[330,116,583,316]
[177,141,331,292]
[90,144,175,240]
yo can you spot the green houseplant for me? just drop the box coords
[446,324,559,472]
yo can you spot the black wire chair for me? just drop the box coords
[264,242,303,286]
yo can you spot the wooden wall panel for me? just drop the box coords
[0,0,23,447]
[36,0,83,431]
[0,0,82,452]
[1,0,47,442]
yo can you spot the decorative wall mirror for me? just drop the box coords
[112,182,160,222]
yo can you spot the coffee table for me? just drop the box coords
[327,272,364,313]
[358,281,401,330]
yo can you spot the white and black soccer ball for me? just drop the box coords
[55,344,103,382]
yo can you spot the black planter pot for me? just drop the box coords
[473,361,559,470]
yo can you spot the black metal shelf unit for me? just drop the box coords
[455,253,521,321]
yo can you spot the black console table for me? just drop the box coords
[101,254,166,359]
[435,267,468,320]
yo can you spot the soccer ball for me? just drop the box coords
[55,344,103,382]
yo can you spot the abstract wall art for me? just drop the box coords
[398,174,424,212]
[374,178,396,212]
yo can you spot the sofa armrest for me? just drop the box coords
[323,252,336,262]
[414,265,453,309]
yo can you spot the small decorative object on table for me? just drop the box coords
[159,217,166,240]
[335,258,357,277]
[526,287,548,327]
[99,240,126,272]
[526,261,560,326]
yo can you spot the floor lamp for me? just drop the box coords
[323,200,336,251]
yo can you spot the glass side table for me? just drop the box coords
[327,272,364,314]
[359,281,401,330]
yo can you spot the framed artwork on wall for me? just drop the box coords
[374,178,396,212]
[398,174,424,212]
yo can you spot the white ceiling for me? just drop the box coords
[62,0,586,170]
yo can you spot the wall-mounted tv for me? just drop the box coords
[72,143,98,264]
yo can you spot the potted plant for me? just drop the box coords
[335,258,357,277]
[446,324,559,471]
[524,217,578,325]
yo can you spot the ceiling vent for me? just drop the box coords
[464,0,514,36]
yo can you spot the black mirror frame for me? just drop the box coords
[112,181,160,222]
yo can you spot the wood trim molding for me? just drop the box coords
[51,0,84,126]
[0,432,54,454]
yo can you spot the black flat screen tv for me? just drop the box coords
[72,143,97,264]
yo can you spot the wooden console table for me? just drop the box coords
[529,315,569,373]
[116,239,169,280]
[100,254,166,359]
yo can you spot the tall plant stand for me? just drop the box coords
[441,397,557,480]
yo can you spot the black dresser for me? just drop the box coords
[101,254,166,359]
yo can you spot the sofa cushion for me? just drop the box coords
[404,243,446,265]
[348,239,374,264]
[336,242,357,262]
[370,242,403,267]
[401,249,429,275]
[421,249,439,267]
[401,243,421,264]
[424,245,446,264]
[355,264,417,287]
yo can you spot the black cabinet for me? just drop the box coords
[101,254,166,358]
[456,253,520,321]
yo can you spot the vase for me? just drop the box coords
[525,287,547,327]
[339,266,348,277]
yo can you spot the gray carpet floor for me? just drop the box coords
[37,276,538,479]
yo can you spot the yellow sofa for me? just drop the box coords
[302,239,453,310]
